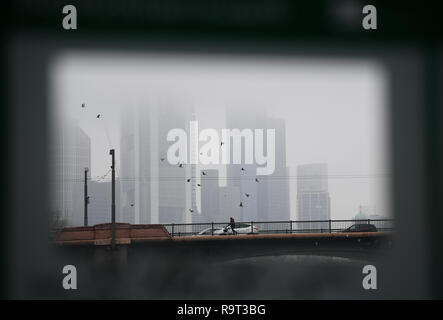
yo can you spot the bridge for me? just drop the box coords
[54,220,394,263]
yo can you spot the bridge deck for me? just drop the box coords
[55,227,391,246]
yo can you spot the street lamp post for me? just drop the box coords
[109,149,116,249]
[84,167,88,227]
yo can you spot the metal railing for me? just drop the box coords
[162,219,394,237]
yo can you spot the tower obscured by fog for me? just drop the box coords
[225,108,260,221]
[158,102,193,224]
[120,106,155,224]
[200,169,220,222]
[50,121,91,227]
[225,107,290,222]
[296,163,331,229]
[119,102,193,224]
[219,186,241,222]
[260,117,290,221]
[89,180,120,226]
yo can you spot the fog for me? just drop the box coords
[50,51,390,220]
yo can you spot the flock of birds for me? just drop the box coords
[82,103,101,118]
[175,158,259,213]
[185,167,257,213]
[82,102,259,212]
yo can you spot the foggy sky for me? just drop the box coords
[50,51,390,220]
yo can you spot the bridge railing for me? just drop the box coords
[162,219,394,237]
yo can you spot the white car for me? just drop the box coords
[214,223,259,235]
[196,227,220,236]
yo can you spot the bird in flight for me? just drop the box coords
[220,142,224,146]
[81,103,85,108]
[96,114,101,118]
[187,178,191,182]
[239,202,243,207]
[130,204,134,207]
[160,158,165,162]
[201,171,206,176]
[197,183,201,187]
[178,163,183,168]
[255,178,259,183]
[245,193,250,197]
[241,167,245,171]
[189,209,194,213]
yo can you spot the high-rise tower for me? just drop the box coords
[296,163,331,230]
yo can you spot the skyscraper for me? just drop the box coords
[258,117,290,222]
[157,101,193,224]
[119,106,154,224]
[200,169,220,222]
[225,106,290,222]
[225,106,260,221]
[50,121,91,227]
[119,101,193,225]
[296,163,331,230]
[218,186,241,222]
[88,180,120,226]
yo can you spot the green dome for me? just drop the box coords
[354,211,367,220]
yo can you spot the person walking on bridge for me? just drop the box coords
[230,217,237,235]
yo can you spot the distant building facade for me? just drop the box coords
[296,163,331,230]
[218,186,241,222]
[120,102,193,225]
[50,121,91,227]
[157,102,193,225]
[200,169,220,223]
[354,205,389,220]
[225,107,290,222]
[259,117,290,222]
[88,180,120,226]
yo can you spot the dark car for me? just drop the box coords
[342,224,378,232]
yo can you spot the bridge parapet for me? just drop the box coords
[55,223,170,245]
